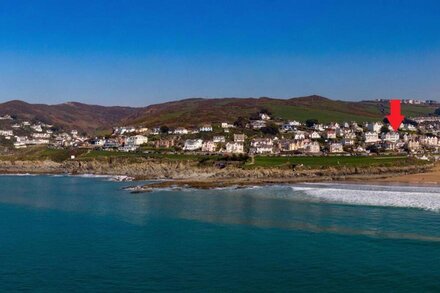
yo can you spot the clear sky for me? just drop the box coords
[1,0,440,106]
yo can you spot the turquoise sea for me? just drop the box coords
[1,175,440,292]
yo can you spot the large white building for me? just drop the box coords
[126,135,148,146]
[183,139,203,151]
[368,122,383,133]
[329,143,344,153]
[202,141,217,152]
[174,127,189,135]
[225,142,244,154]
[381,132,400,143]
[364,132,379,143]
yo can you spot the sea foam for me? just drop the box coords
[291,184,440,212]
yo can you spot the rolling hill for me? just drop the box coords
[125,95,437,127]
[0,100,142,133]
[0,96,436,132]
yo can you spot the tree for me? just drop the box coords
[435,108,440,116]
[259,108,272,115]
[366,144,379,154]
[380,125,389,134]
[160,125,169,134]
[261,123,279,135]
[305,119,319,128]
[234,116,249,128]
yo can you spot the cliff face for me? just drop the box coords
[0,158,433,181]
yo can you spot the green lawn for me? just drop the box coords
[249,155,424,168]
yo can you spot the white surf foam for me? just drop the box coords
[291,184,440,212]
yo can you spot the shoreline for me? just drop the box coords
[0,159,438,191]
[123,171,440,193]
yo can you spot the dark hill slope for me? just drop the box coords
[0,100,141,132]
[0,96,435,132]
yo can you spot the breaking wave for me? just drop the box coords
[290,183,440,212]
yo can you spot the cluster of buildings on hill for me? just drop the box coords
[3,112,440,159]
[93,113,440,159]
[0,115,88,149]
[373,98,438,105]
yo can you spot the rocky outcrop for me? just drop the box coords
[0,157,433,182]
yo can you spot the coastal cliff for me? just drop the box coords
[0,158,433,186]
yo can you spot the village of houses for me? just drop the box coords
[2,111,440,160]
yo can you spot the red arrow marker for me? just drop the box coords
[386,100,405,131]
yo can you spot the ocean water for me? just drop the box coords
[1,176,440,292]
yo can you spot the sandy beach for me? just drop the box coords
[377,165,440,185]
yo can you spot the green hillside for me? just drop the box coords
[126,96,437,127]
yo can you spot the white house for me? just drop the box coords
[310,131,321,139]
[221,122,235,129]
[31,124,43,132]
[342,138,355,146]
[183,139,203,151]
[251,138,273,145]
[381,132,399,143]
[344,132,356,139]
[368,122,383,133]
[199,125,213,132]
[0,130,13,136]
[288,120,301,127]
[234,134,246,143]
[305,141,320,154]
[225,142,244,154]
[325,130,337,139]
[421,136,439,146]
[126,135,148,146]
[364,132,379,143]
[174,127,189,135]
[202,141,217,152]
[407,140,421,151]
[0,114,12,120]
[329,143,344,153]
[32,133,51,139]
[213,136,226,143]
[294,131,307,140]
[314,124,325,131]
[250,139,274,154]
[119,145,138,152]
[402,124,417,131]
[115,126,136,135]
[382,141,397,151]
[288,140,306,151]
[259,113,271,120]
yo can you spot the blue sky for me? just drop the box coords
[1,0,440,106]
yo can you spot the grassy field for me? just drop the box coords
[248,155,424,168]
[0,147,88,162]
[79,150,424,169]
